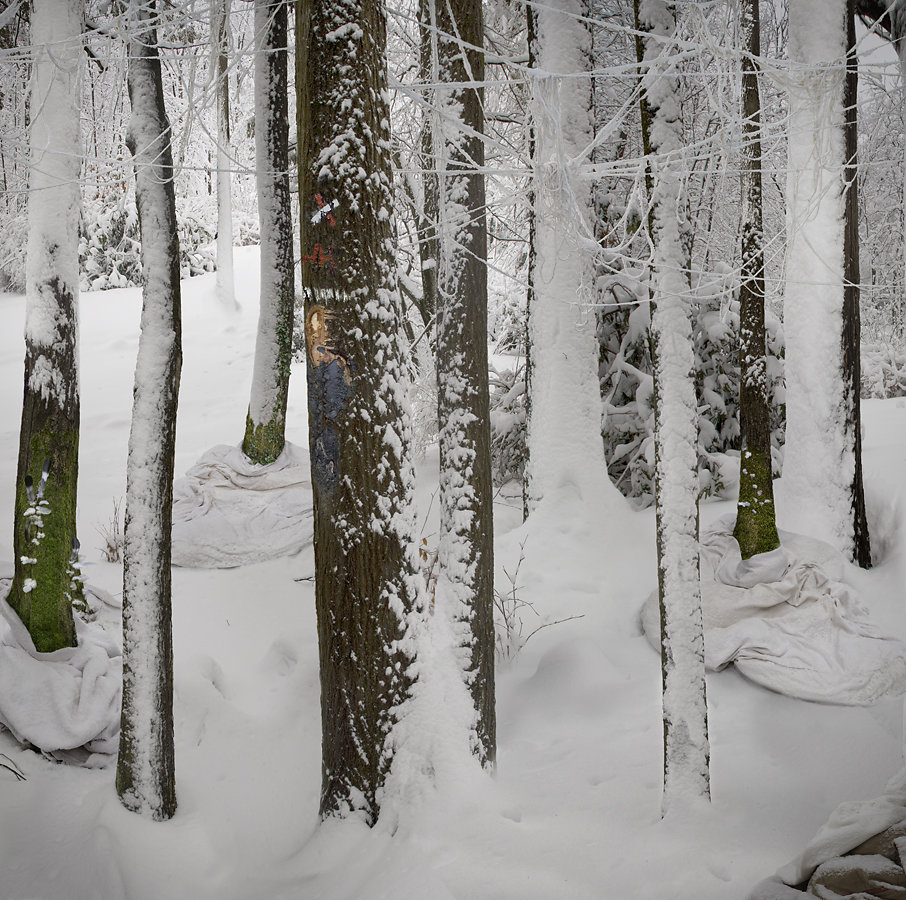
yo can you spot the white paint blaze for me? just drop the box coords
[782,0,852,554]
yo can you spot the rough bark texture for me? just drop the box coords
[733,0,780,560]
[639,0,711,813]
[243,0,294,465]
[9,0,84,653]
[844,0,871,568]
[297,0,422,824]
[432,0,496,766]
[523,1,537,523]
[116,0,181,821]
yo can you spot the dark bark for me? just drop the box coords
[243,0,294,465]
[297,0,421,824]
[433,0,496,766]
[522,1,536,523]
[733,0,780,560]
[116,0,181,821]
[844,0,871,568]
[9,0,84,653]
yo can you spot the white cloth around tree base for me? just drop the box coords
[640,517,906,706]
[0,572,122,768]
[171,441,314,568]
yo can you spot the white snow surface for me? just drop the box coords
[5,248,906,896]
[171,442,313,568]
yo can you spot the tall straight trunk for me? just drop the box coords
[213,0,236,309]
[844,0,871,568]
[430,0,495,765]
[417,0,440,327]
[733,0,780,560]
[639,0,710,813]
[297,0,422,824]
[523,1,537,523]
[116,0,181,821]
[9,0,84,653]
[243,0,294,465]
[523,0,613,513]
[783,0,865,562]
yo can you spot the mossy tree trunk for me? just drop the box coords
[843,0,871,568]
[733,0,780,560]
[116,0,181,821]
[297,0,422,824]
[431,0,496,766]
[8,0,84,654]
[242,0,294,465]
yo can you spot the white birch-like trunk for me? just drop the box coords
[640,0,710,814]
[782,0,852,553]
[524,0,615,513]
[212,0,237,310]
[116,0,182,821]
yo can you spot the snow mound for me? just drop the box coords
[171,441,314,568]
[641,517,906,706]
[0,573,121,767]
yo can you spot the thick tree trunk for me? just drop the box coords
[297,0,422,824]
[116,0,181,821]
[243,0,294,465]
[639,0,710,813]
[733,0,780,560]
[9,0,84,653]
[213,0,236,309]
[844,0,871,568]
[430,0,496,766]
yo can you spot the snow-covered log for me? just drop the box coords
[116,0,182,821]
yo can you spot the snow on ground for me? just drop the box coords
[1,246,906,898]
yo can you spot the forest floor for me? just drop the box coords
[2,246,906,899]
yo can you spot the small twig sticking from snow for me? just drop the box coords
[0,754,26,781]
[96,497,124,563]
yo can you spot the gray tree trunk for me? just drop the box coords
[243,0,294,465]
[417,0,440,327]
[116,0,181,821]
[733,0,780,560]
[297,0,422,824]
[9,0,84,653]
[430,0,496,766]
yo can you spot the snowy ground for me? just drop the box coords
[2,246,906,899]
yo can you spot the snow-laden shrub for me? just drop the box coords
[0,201,28,292]
[489,362,526,488]
[861,343,906,399]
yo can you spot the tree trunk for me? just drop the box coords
[733,0,780,560]
[639,0,710,813]
[844,0,871,568]
[297,0,422,824]
[8,0,84,653]
[243,0,294,465]
[523,0,613,514]
[116,0,181,821]
[430,0,496,766]
[417,0,440,327]
[213,0,237,309]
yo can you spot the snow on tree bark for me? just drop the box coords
[212,0,237,310]
[733,0,780,560]
[523,0,615,513]
[297,0,423,824]
[639,0,710,812]
[8,0,84,653]
[243,0,294,465]
[427,0,496,765]
[116,0,181,822]
[783,0,867,563]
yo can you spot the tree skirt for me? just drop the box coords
[640,516,906,706]
[171,442,314,568]
[0,572,121,768]
[749,769,906,897]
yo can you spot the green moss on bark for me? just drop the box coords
[9,422,81,652]
[733,446,779,559]
[242,411,285,465]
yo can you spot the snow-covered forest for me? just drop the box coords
[6,0,906,897]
